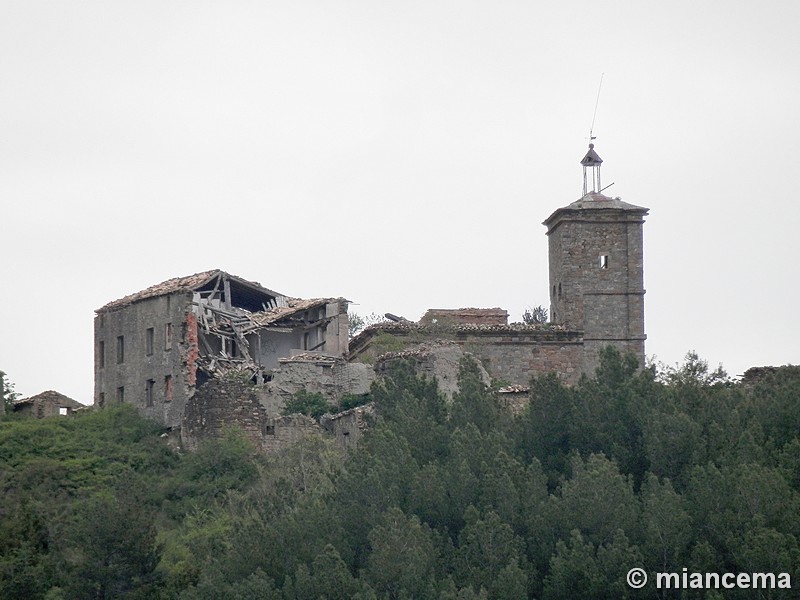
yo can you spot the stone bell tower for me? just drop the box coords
[543,143,649,374]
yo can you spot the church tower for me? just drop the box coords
[543,143,649,374]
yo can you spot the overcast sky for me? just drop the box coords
[2,1,798,403]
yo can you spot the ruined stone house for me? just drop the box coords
[93,144,648,451]
[350,143,648,387]
[93,269,350,431]
[13,390,85,418]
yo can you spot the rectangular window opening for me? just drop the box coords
[599,254,609,269]
[98,392,105,408]
[146,379,155,407]
[98,340,105,368]
[164,375,173,402]
[145,327,154,356]
[116,386,125,403]
[164,323,173,351]
[116,336,125,364]
[58,407,68,416]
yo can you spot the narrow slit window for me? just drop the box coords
[98,340,105,368]
[117,386,125,403]
[116,336,125,364]
[599,254,609,269]
[165,323,172,351]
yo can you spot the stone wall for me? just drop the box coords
[465,335,584,385]
[375,342,491,398]
[496,386,530,416]
[94,292,192,429]
[419,308,508,326]
[263,355,374,413]
[182,378,326,453]
[545,195,648,369]
[181,378,267,451]
[320,403,375,450]
[262,414,323,453]
[352,324,585,386]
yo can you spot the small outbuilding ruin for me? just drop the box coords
[13,390,85,418]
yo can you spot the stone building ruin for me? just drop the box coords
[350,143,648,388]
[93,143,648,451]
[13,390,85,418]
[93,270,353,436]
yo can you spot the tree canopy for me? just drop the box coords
[2,351,799,598]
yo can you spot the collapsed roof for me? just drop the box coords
[97,269,285,314]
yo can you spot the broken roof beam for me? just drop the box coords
[228,320,252,361]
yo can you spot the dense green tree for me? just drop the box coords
[452,507,526,596]
[450,356,501,435]
[551,453,640,548]
[0,370,19,413]
[364,507,438,599]
[61,481,161,599]
[639,474,692,575]
[4,353,800,599]
[289,545,361,599]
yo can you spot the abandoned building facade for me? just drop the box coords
[93,144,647,450]
[93,270,350,432]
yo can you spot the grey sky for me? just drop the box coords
[2,1,798,402]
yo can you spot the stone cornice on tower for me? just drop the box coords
[543,192,649,234]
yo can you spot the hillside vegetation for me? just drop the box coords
[2,349,799,599]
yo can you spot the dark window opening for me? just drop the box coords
[98,392,105,408]
[265,425,275,436]
[196,370,210,388]
[146,379,155,407]
[117,386,125,403]
[116,336,124,364]
[145,328,154,356]
[98,341,105,368]
[164,375,173,402]
[165,323,173,351]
